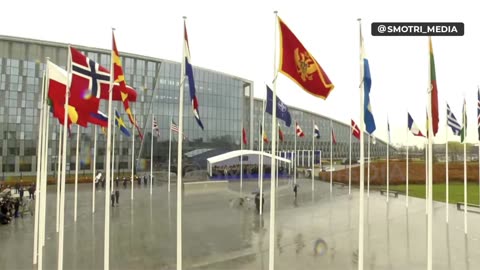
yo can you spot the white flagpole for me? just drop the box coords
[41,94,50,248]
[93,126,97,213]
[425,141,428,214]
[367,134,370,197]
[260,101,265,216]
[426,44,435,270]
[358,18,366,270]
[294,122,297,185]
[240,127,243,194]
[312,120,315,191]
[111,119,116,193]
[74,125,80,221]
[58,46,72,270]
[406,128,409,208]
[445,104,449,222]
[33,68,47,265]
[276,131,279,188]
[463,119,467,235]
[349,123,352,195]
[387,124,390,203]
[102,31,116,270]
[177,17,187,270]
[330,120,333,193]
[168,118,172,193]
[56,127,62,230]
[268,11,278,270]
[131,119,135,200]
[150,115,154,196]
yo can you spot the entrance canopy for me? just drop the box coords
[206,150,291,177]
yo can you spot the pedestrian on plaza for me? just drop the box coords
[115,176,119,188]
[14,198,20,218]
[143,175,147,186]
[293,184,298,198]
[115,189,120,205]
[19,186,24,202]
[111,191,115,207]
[137,175,141,186]
[123,177,127,189]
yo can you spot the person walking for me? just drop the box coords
[111,191,115,207]
[115,190,120,205]
[293,184,298,198]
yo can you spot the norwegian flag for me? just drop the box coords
[184,22,204,130]
[296,122,305,137]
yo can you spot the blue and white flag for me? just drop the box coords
[265,85,292,127]
[446,103,461,136]
[184,22,204,130]
[361,28,376,134]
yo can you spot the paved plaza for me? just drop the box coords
[1,177,480,270]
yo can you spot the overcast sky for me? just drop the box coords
[2,0,479,147]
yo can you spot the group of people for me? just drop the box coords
[0,182,35,224]
[94,173,153,190]
[212,164,289,179]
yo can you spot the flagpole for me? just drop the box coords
[150,115,154,196]
[33,69,44,264]
[111,117,116,194]
[56,126,62,229]
[177,17,188,270]
[240,127,243,195]
[387,121,390,203]
[349,123,352,196]
[276,129,279,188]
[367,134,370,197]
[92,126,97,212]
[58,46,72,270]
[445,103,449,222]
[168,118,172,193]
[463,99,467,235]
[425,141,428,214]
[294,122,297,185]
[406,127,409,208]
[312,120,314,191]
[102,30,116,270]
[131,117,135,200]
[330,120,333,193]
[357,18,366,270]
[74,125,80,221]
[268,11,278,270]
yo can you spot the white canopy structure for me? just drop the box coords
[206,150,291,177]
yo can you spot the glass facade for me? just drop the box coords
[0,36,252,176]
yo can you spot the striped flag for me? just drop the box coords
[171,119,187,140]
[408,113,425,137]
[447,103,461,136]
[461,98,467,143]
[153,117,160,138]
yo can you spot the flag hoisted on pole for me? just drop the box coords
[427,35,439,270]
[131,115,135,201]
[461,97,468,235]
[313,122,320,191]
[386,118,390,203]
[151,116,159,196]
[294,121,304,185]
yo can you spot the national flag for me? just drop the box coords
[408,113,425,137]
[70,46,137,102]
[260,124,269,144]
[351,119,361,140]
[112,32,143,140]
[332,127,337,145]
[265,85,292,127]
[153,117,160,138]
[278,125,285,142]
[461,99,467,143]
[242,127,248,145]
[387,118,391,143]
[114,109,130,137]
[477,88,480,140]
[360,25,376,134]
[278,17,334,99]
[47,60,88,127]
[314,124,320,139]
[447,103,461,136]
[184,22,204,130]
[296,122,305,137]
[428,37,439,136]
[88,110,108,127]
[171,119,179,133]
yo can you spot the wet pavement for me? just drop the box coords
[1,177,480,270]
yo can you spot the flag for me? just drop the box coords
[278,125,285,142]
[112,32,143,140]
[372,134,376,145]
[332,127,337,145]
[387,119,391,143]
[242,127,248,145]
[428,37,439,136]
[314,124,320,139]
[260,124,269,144]
[447,103,461,136]
[477,88,480,140]
[88,110,109,127]
[296,122,305,137]
[408,113,425,137]
[360,25,376,134]
[114,109,130,137]
[351,120,361,140]
[170,119,187,140]
[265,85,292,127]
[278,17,334,99]
[153,117,160,138]
[461,99,467,143]
[70,47,136,102]
[184,22,204,130]
[47,60,88,127]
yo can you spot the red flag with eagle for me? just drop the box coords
[112,32,143,139]
[278,17,334,99]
